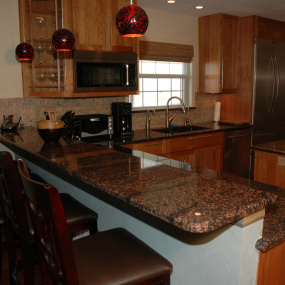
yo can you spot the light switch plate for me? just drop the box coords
[278,156,285,166]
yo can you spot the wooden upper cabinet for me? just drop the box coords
[71,0,138,53]
[71,0,108,50]
[198,14,239,94]
[255,16,285,42]
[219,15,285,123]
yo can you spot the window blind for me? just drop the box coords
[139,41,194,62]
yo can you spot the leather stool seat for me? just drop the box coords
[73,227,172,285]
[60,193,98,234]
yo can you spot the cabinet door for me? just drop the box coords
[162,150,195,165]
[20,0,71,97]
[221,15,238,93]
[195,145,223,172]
[254,150,285,188]
[256,240,285,285]
[198,14,238,94]
[198,14,221,93]
[71,0,108,50]
[71,0,137,52]
[163,145,223,171]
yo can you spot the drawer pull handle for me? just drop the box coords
[188,135,212,140]
[145,143,159,146]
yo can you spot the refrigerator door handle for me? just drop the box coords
[268,56,276,114]
[272,56,280,113]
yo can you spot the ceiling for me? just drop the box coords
[139,0,285,22]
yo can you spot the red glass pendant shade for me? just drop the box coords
[116,4,149,37]
[52,28,75,51]
[15,42,34,61]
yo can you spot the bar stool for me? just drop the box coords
[18,158,173,285]
[0,151,98,285]
[0,205,3,282]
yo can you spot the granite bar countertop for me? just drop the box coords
[0,126,283,252]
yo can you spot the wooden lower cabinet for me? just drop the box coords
[124,132,224,172]
[256,240,285,285]
[162,144,223,172]
[254,150,285,188]
[195,145,223,171]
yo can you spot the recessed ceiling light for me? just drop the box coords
[195,5,204,10]
[167,0,176,3]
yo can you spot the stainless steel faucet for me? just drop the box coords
[146,109,156,131]
[166,96,186,128]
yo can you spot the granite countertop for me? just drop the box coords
[0,126,283,252]
[253,139,285,155]
[110,121,252,145]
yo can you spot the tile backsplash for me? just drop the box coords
[0,93,217,131]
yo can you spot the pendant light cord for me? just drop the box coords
[61,0,64,28]
[21,0,25,42]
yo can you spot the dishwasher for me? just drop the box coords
[222,127,252,178]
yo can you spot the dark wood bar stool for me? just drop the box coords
[0,205,4,282]
[18,158,173,285]
[0,151,98,285]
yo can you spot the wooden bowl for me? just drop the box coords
[37,120,64,143]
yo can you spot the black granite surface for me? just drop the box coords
[0,125,283,252]
[113,121,251,145]
[253,139,285,155]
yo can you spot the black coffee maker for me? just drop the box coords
[112,102,133,137]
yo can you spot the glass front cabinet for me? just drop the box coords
[18,0,138,98]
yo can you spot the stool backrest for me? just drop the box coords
[0,151,31,242]
[17,158,80,285]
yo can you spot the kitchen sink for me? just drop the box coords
[153,125,209,134]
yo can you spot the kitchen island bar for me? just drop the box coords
[0,128,280,285]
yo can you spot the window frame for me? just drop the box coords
[130,60,192,111]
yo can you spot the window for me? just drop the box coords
[130,60,192,110]
[129,41,194,110]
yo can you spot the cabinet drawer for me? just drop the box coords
[166,132,224,153]
[123,140,167,155]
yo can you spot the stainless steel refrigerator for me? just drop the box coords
[252,38,285,145]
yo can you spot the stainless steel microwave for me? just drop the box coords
[73,50,138,93]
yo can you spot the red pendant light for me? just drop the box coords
[16,42,34,61]
[52,28,75,51]
[52,0,75,51]
[116,0,149,38]
[16,0,34,61]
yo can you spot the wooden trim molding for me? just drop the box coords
[139,40,194,62]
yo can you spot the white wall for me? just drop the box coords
[0,0,23,98]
